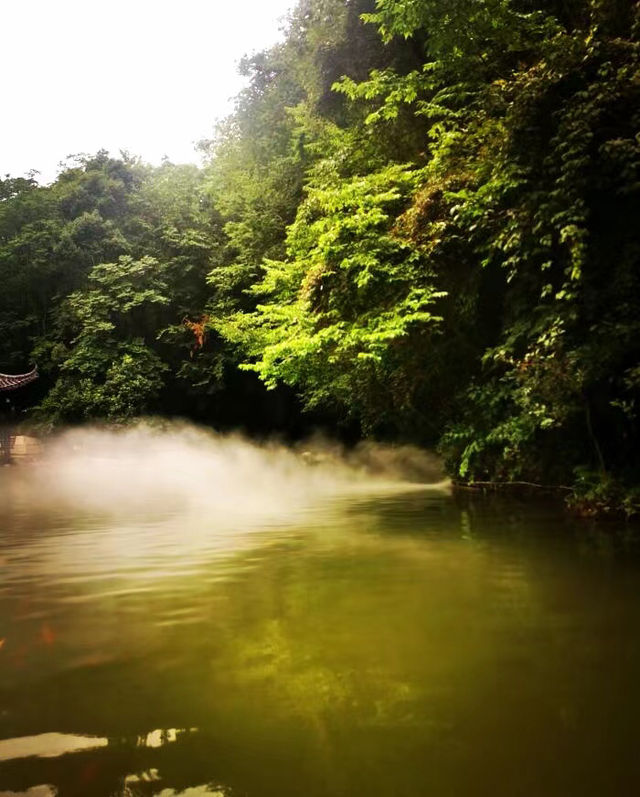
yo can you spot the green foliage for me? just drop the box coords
[0,153,229,425]
[567,469,640,519]
[211,0,640,501]
[2,0,640,510]
[0,152,148,371]
[432,4,640,488]
[221,163,448,434]
[35,256,171,424]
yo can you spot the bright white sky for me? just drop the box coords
[2,0,296,183]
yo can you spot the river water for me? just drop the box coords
[1,443,640,796]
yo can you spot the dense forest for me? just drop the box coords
[1,0,639,514]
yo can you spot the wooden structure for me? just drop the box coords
[0,367,38,464]
[0,367,38,392]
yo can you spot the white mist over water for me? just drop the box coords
[0,424,450,597]
[11,423,448,524]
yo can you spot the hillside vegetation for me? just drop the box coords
[2,0,639,513]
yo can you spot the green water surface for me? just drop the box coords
[1,481,640,796]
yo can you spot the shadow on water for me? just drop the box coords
[1,426,640,796]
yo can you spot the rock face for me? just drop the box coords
[0,367,38,392]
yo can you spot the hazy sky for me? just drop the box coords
[2,0,295,183]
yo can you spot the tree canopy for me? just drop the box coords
[2,0,639,514]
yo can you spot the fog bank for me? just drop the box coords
[5,424,447,523]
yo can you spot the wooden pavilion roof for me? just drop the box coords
[0,367,38,392]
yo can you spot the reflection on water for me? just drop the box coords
[0,728,198,762]
[1,443,640,795]
[0,733,109,762]
[0,787,57,797]
[0,783,226,797]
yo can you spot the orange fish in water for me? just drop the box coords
[40,624,55,645]
[0,639,5,649]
